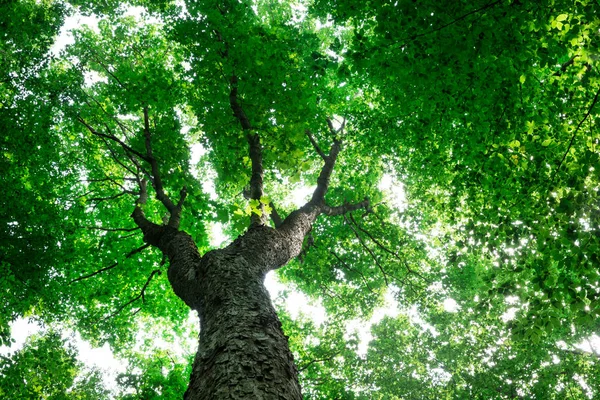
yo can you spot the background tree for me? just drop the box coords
[2,0,599,398]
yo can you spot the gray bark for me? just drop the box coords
[133,205,320,399]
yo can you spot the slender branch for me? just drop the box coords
[552,86,600,181]
[99,136,139,178]
[84,226,140,232]
[77,116,149,162]
[70,244,150,284]
[90,54,128,89]
[89,191,133,203]
[103,269,161,320]
[322,198,370,216]
[396,0,503,46]
[143,106,176,213]
[305,130,327,160]
[84,92,134,138]
[298,353,339,372]
[330,250,376,294]
[344,215,389,286]
[349,214,427,282]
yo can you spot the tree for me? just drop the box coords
[2,0,600,398]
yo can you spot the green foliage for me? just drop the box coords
[3,0,600,398]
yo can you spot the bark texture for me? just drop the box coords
[182,207,322,399]
[132,203,325,399]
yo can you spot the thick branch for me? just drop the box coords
[167,186,187,228]
[229,75,265,225]
[269,201,283,228]
[229,75,252,130]
[310,139,342,204]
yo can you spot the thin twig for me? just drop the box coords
[70,244,150,284]
[552,86,600,182]
[396,0,502,47]
[344,215,389,286]
[103,269,161,321]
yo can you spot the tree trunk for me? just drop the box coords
[134,206,321,399]
[183,226,303,399]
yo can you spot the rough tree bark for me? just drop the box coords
[122,78,369,398]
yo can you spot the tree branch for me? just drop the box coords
[298,353,339,372]
[84,226,140,232]
[396,0,503,46]
[269,201,283,228]
[552,86,600,182]
[103,269,161,320]
[348,214,427,282]
[344,215,389,286]
[310,138,342,204]
[330,250,376,294]
[229,75,252,130]
[89,190,133,205]
[99,133,138,177]
[229,75,265,226]
[77,116,149,162]
[70,244,150,284]
[305,130,327,160]
[321,198,370,216]
[143,106,176,213]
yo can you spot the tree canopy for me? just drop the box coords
[1,0,600,398]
